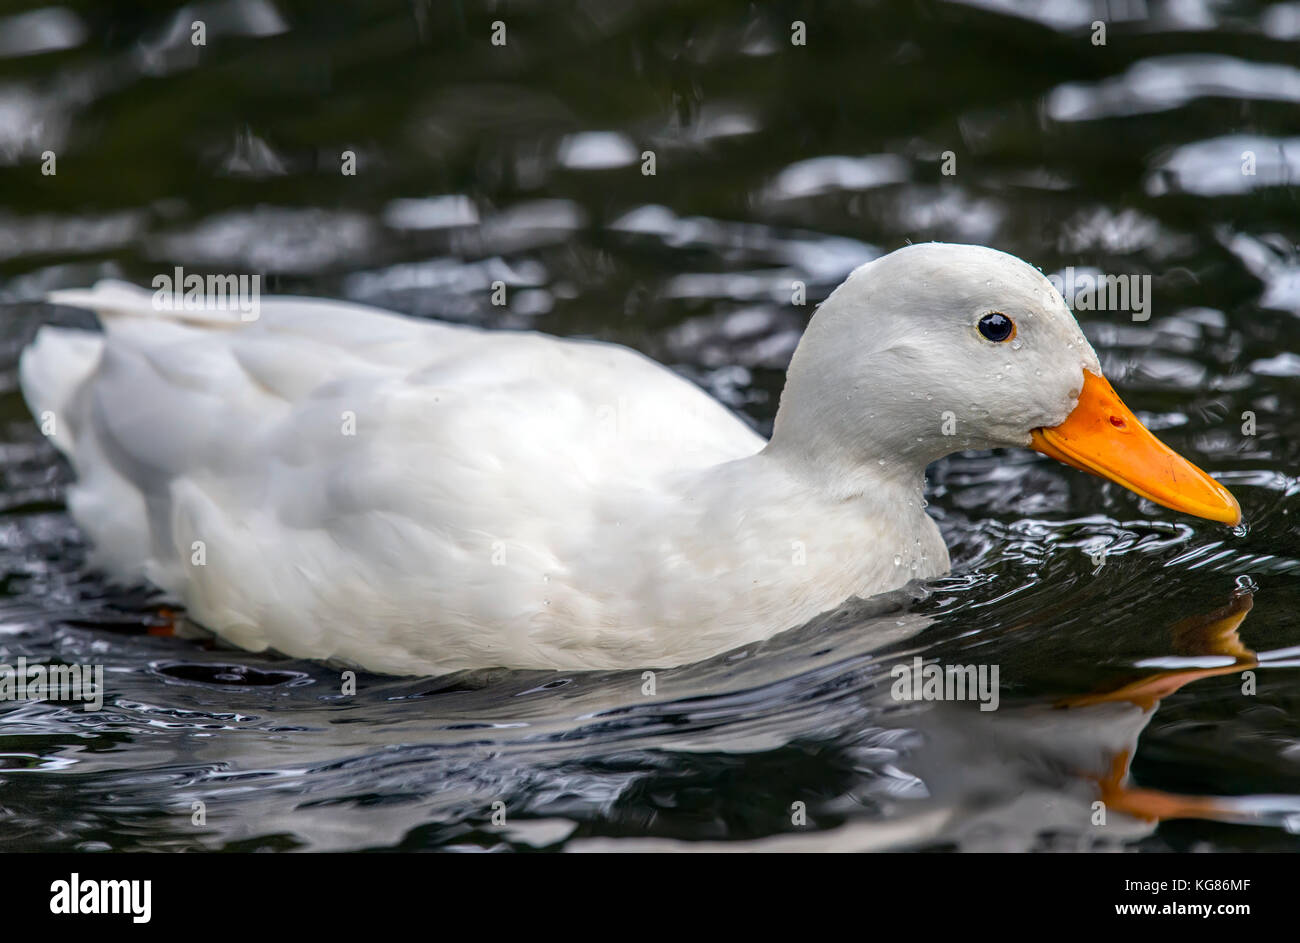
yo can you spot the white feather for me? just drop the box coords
[20,245,1100,674]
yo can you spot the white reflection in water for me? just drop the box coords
[1148,135,1300,197]
[1049,55,1300,121]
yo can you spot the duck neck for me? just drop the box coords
[761,424,933,503]
[646,443,945,636]
[680,441,936,553]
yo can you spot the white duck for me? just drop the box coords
[20,243,1240,675]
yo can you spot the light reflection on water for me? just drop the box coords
[0,0,1298,851]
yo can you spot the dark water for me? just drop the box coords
[1,0,1298,851]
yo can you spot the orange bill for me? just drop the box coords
[1030,371,1241,526]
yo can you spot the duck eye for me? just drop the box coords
[977,312,1015,342]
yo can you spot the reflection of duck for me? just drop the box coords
[574,591,1298,852]
[20,244,1240,674]
[1064,593,1260,828]
[893,591,1270,851]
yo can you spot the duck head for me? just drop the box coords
[769,242,1241,525]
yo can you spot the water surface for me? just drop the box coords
[1,0,1298,851]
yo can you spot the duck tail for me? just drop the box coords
[24,280,163,458]
[46,279,158,318]
[18,324,104,459]
[48,278,253,327]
